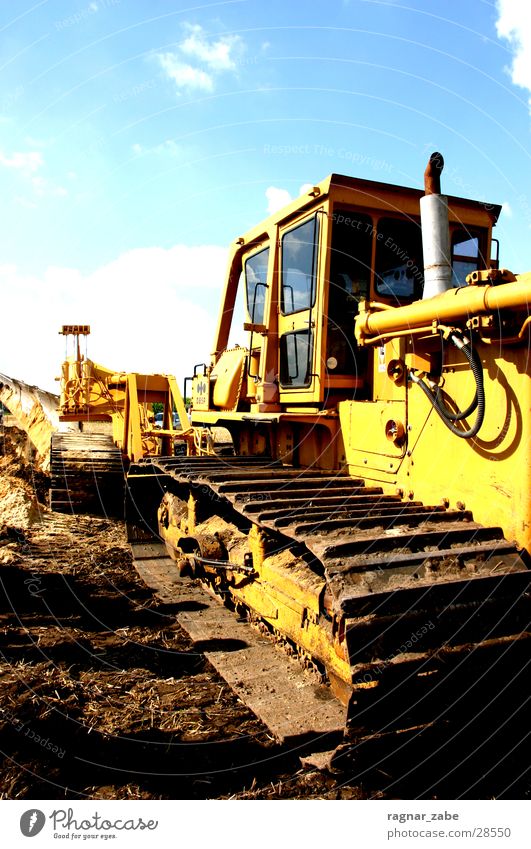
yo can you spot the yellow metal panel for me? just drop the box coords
[211,348,246,410]
[126,374,143,462]
[192,375,210,411]
[372,338,407,401]
[339,399,407,474]
[259,548,325,616]
[399,342,531,553]
[167,375,191,434]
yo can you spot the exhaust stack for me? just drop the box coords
[420,152,453,299]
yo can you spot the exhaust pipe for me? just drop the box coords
[420,152,453,299]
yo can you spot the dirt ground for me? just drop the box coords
[2,425,530,801]
[0,427,367,800]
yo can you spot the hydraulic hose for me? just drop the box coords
[434,332,482,421]
[410,331,485,439]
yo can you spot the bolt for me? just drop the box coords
[456,501,466,511]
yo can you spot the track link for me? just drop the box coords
[50,432,126,514]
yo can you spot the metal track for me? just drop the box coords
[127,454,531,758]
[50,432,126,514]
[132,539,347,748]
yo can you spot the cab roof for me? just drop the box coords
[237,172,502,246]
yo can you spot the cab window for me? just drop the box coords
[279,330,313,388]
[452,229,485,287]
[281,215,320,315]
[375,217,424,301]
[327,211,372,374]
[245,247,269,324]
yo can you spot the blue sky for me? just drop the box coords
[1,0,530,390]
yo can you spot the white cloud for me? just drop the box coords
[180,23,242,71]
[31,175,68,198]
[0,149,43,175]
[89,244,227,293]
[154,139,181,156]
[265,186,292,214]
[157,52,213,93]
[132,139,181,158]
[0,146,67,200]
[0,245,228,392]
[502,201,513,217]
[264,184,314,214]
[14,196,37,210]
[496,0,531,105]
[157,23,244,94]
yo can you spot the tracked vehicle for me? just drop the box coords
[50,326,192,513]
[127,155,531,767]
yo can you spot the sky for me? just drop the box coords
[1,0,531,392]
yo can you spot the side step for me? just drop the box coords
[132,542,346,749]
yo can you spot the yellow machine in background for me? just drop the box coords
[57,324,191,461]
[127,153,531,769]
[51,326,193,513]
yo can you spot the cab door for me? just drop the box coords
[277,211,325,405]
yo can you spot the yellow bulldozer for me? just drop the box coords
[50,325,193,513]
[126,153,531,774]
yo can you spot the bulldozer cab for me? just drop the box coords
[199,173,498,418]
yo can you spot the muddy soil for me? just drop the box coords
[1,425,530,800]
